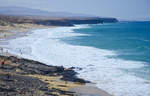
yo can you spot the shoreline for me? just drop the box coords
[0,23,113,96]
[71,84,113,96]
[0,23,56,56]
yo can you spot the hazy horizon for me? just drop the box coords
[0,0,150,21]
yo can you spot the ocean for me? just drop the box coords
[4,21,150,96]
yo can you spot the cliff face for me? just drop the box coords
[65,18,118,24]
[99,18,118,23]
[65,18,102,24]
[0,15,118,26]
[34,18,118,26]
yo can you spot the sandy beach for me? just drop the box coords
[71,85,113,96]
[0,23,55,39]
[0,22,55,55]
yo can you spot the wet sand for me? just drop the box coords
[71,85,113,96]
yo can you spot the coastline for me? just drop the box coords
[0,24,83,96]
[0,23,113,96]
[71,84,113,96]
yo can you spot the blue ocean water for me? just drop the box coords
[62,22,150,63]
[62,21,150,79]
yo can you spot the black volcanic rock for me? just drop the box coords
[0,73,48,96]
[0,55,87,83]
[0,55,88,95]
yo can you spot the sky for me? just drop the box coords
[0,0,150,20]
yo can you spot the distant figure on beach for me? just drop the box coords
[4,34,6,38]
[0,47,3,53]
[19,49,22,55]
[1,58,5,67]
[6,50,9,56]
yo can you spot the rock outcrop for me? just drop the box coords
[0,55,87,96]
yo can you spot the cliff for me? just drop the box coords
[0,15,118,26]
[63,17,118,24]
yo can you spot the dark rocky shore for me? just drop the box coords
[0,55,87,96]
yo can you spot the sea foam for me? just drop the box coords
[4,25,150,96]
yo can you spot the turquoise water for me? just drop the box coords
[62,22,150,64]
[61,22,150,80]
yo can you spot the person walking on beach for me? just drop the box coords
[19,49,22,55]
[1,58,5,68]
[0,47,3,53]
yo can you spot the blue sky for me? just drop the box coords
[0,0,150,20]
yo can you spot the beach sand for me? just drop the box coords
[71,84,113,96]
[0,23,55,39]
[0,23,55,56]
